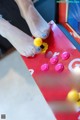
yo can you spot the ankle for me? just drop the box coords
[15,0,33,12]
[23,5,36,21]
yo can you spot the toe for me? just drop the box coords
[33,29,50,39]
[41,25,50,39]
[41,30,50,39]
[25,46,36,57]
[41,32,49,39]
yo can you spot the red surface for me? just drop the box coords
[55,112,80,120]
[59,2,67,23]
[22,22,80,120]
[63,23,80,44]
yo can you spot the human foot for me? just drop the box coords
[15,0,50,39]
[0,17,36,57]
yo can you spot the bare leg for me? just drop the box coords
[15,0,50,39]
[0,17,36,57]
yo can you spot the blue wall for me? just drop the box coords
[67,2,80,35]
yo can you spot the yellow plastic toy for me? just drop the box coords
[41,42,48,53]
[67,90,79,102]
[76,93,80,107]
[33,37,48,53]
[76,100,80,107]
[34,38,43,47]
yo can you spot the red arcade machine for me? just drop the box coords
[22,0,80,119]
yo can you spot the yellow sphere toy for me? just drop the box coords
[34,38,43,47]
[67,90,79,102]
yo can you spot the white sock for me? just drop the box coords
[0,17,36,57]
[15,0,50,39]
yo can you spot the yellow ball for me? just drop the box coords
[34,38,43,47]
[67,90,79,102]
